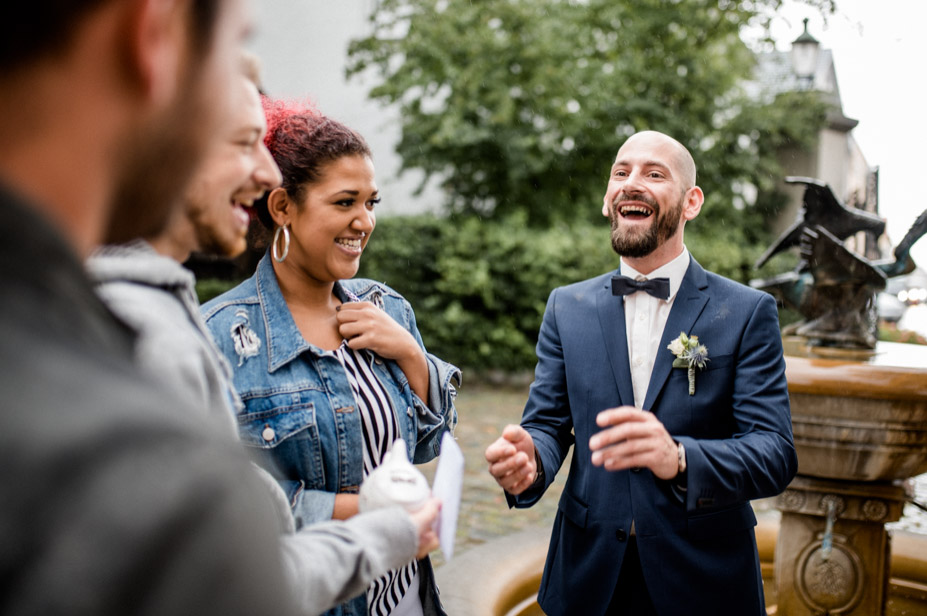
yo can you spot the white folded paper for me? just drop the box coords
[431,432,465,559]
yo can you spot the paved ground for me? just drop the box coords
[422,383,927,568]
[417,383,565,567]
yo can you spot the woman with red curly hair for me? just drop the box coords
[202,99,460,616]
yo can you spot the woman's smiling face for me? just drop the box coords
[284,154,379,284]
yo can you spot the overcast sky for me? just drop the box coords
[768,0,927,268]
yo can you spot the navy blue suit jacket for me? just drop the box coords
[510,258,797,616]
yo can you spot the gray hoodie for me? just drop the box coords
[88,240,420,615]
[89,240,241,436]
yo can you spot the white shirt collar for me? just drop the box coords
[620,247,691,302]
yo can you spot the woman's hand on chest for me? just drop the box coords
[337,301,430,402]
[336,301,419,362]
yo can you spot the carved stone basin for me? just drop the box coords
[434,517,927,615]
[784,338,927,481]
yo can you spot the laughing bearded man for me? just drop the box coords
[485,131,797,616]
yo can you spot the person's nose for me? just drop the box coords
[254,144,282,191]
[352,206,375,234]
[622,169,646,195]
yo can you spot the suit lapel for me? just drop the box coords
[596,275,635,407]
[642,258,710,412]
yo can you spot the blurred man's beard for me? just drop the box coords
[104,90,210,245]
[609,192,684,258]
[195,223,245,259]
[185,191,248,259]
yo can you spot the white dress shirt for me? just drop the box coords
[621,247,691,409]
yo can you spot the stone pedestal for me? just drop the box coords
[775,341,927,613]
[775,475,908,615]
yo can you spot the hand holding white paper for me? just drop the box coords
[432,432,465,559]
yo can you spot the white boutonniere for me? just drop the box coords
[667,332,709,395]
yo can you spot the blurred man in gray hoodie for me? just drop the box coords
[88,57,441,615]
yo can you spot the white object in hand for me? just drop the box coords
[432,432,464,560]
[359,439,431,513]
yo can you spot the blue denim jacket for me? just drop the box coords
[202,253,460,616]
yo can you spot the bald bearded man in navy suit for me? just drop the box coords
[486,131,797,615]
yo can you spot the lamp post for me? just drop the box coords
[791,18,820,90]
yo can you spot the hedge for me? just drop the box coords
[358,213,786,373]
[198,214,786,374]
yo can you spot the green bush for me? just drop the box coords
[195,277,239,304]
[879,322,927,345]
[358,214,606,372]
[196,214,786,374]
[359,214,776,374]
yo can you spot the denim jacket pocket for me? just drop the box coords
[238,401,326,489]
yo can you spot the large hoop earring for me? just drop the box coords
[272,225,290,263]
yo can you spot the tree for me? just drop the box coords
[347,0,833,238]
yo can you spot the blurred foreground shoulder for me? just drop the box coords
[0,326,298,616]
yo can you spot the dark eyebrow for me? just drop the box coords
[643,160,672,174]
[611,159,673,176]
[330,189,380,198]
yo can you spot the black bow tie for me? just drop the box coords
[611,275,670,300]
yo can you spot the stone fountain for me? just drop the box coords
[751,178,927,615]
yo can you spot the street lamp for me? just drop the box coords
[791,18,820,89]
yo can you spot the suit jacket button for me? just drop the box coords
[631,467,641,473]
[615,529,627,542]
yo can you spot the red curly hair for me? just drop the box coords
[255,96,372,230]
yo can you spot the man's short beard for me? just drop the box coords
[104,34,219,245]
[608,192,685,258]
[195,223,243,259]
[105,105,207,244]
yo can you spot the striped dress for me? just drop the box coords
[335,341,422,616]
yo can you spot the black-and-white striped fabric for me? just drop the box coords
[335,341,421,616]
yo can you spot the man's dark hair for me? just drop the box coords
[0,0,220,74]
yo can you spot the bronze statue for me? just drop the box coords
[751,177,926,349]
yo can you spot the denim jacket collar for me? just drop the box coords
[255,253,355,373]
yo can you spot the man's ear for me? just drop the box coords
[683,186,704,221]
[122,0,187,104]
[267,187,291,227]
